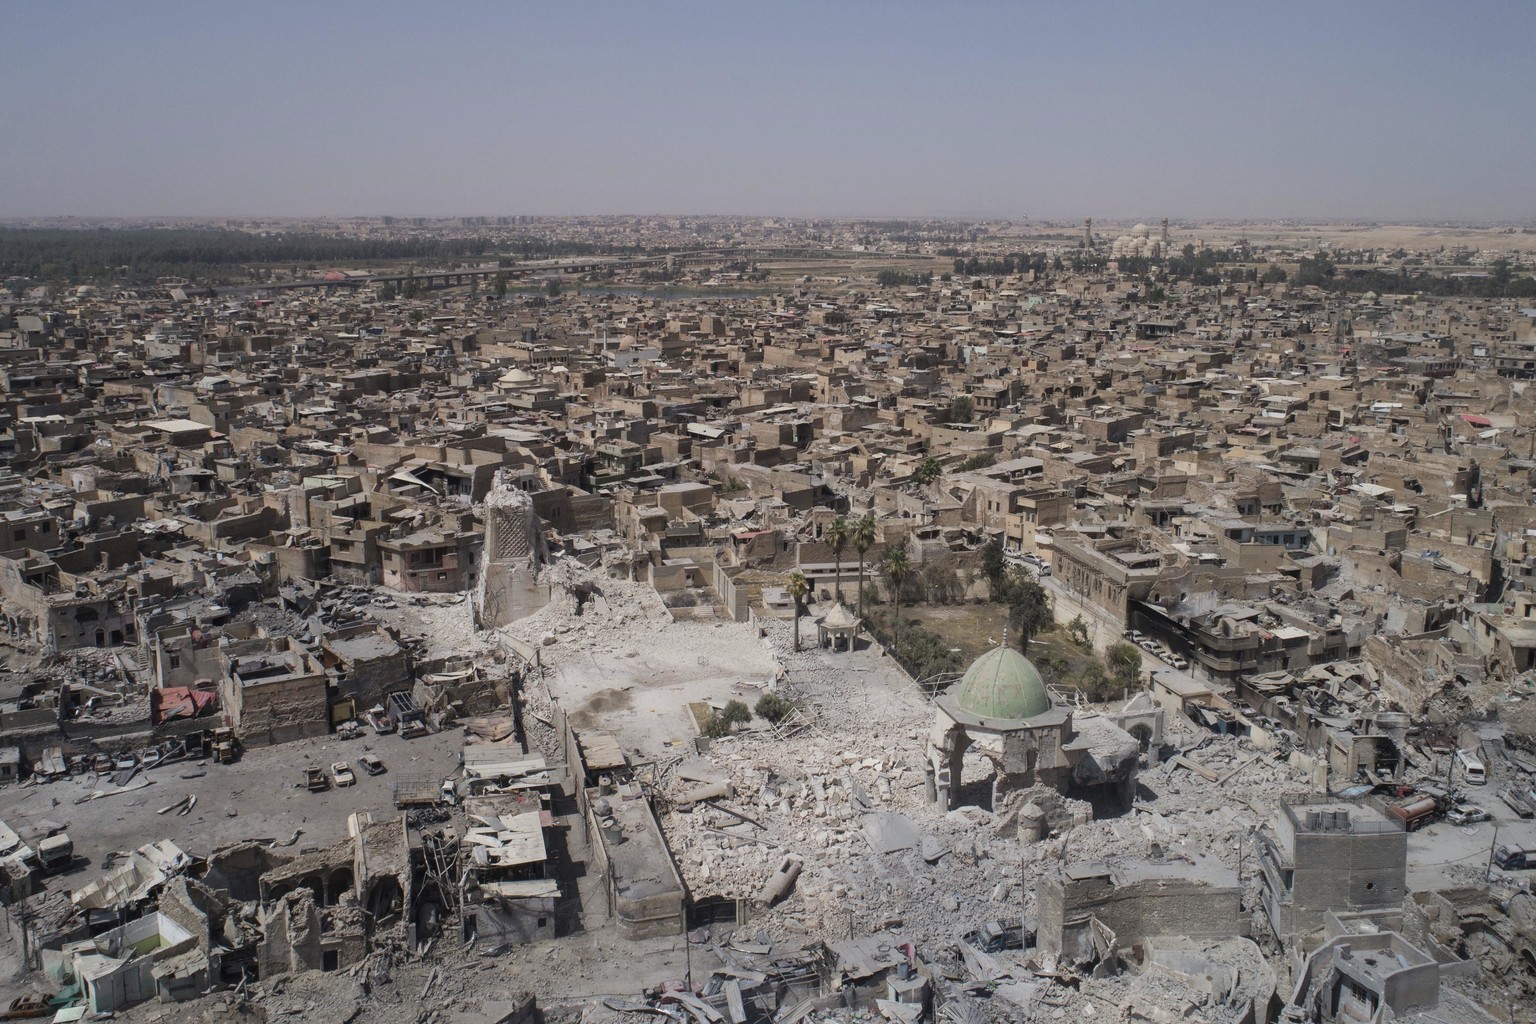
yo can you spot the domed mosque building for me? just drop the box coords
[1109,222,1164,261]
[926,646,1157,814]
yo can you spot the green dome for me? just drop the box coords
[952,646,1051,721]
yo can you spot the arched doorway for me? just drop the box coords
[365,876,404,926]
[328,867,355,905]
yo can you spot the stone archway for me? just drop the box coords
[365,876,404,926]
[328,867,355,905]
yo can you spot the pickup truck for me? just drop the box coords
[1493,845,1534,870]
[304,766,328,792]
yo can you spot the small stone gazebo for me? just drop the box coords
[926,646,1141,811]
[816,602,860,652]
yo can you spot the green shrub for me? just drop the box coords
[754,693,795,724]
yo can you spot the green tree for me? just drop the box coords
[1065,614,1091,648]
[1074,658,1115,702]
[1106,642,1142,693]
[493,271,508,298]
[1294,254,1336,288]
[980,539,1007,602]
[755,692,795,725]
[956,452,996,472]
[911,457,942,488]
[851,514,876,620]
[1002,569,1051,651]
[1261,264,1288,284]
[703,699,752,737]
[786,571,810,652]
[721,699,751,726]
[1493,258,1512,295]
[950,395,974,424]
[826,517,850,604]
[882,547,911,648]
[544,278,562,297]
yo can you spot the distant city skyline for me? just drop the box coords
[3,1,1533,221]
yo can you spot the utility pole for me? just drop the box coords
[1486,823,1500,882]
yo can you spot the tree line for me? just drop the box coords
[0,227,649,287]
[1294,254,1535,298]
[952,252,1053,277]
[875,269,934,287]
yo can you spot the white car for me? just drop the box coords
[1446,803,1489,826]
[331,761,356,787]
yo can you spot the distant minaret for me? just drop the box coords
[1083,219,1093,249]
[1161,218,1170,245]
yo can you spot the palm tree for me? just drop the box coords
[851,514,876,620]
[883,547,911,649]
[826,516,850,604]
[786,571,810,652]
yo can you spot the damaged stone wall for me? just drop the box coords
[1035,859,1243,963]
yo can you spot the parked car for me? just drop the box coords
[331,762,357,787]
[358,754,386,776]
[962,918,1027,953]
[1169,656,1190,670]
[1124,630,1145,643]
[1138,639,1159,654]
[0,994,53,1020]
[1446,803,1490,826]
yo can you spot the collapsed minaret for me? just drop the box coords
[475,470,547,629]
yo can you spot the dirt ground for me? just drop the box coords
[538,619,776,758]
[901,602,1008,665]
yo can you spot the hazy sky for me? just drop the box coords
[3,1,1533,220]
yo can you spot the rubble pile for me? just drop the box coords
[506,557,675,655]
[763,618,927,733]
